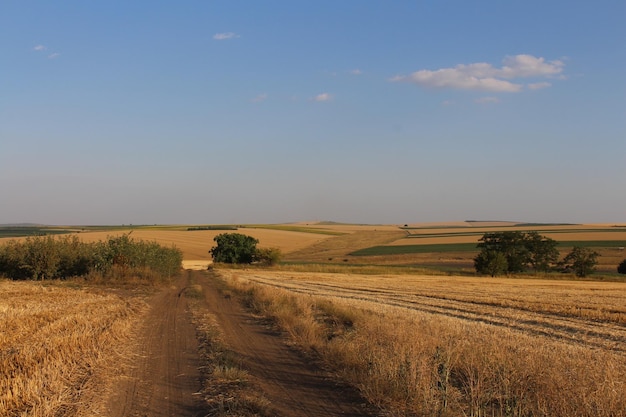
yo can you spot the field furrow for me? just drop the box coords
[230,271,626,354]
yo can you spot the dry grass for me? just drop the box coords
[0,279,145,417]
[218,269,626,417]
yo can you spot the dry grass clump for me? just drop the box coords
[220,271,626,417]
[0,280,144,417]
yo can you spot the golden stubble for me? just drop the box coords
[218,269,626,417]
[0,280,146,417]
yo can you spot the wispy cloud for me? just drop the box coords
[47,53,60,59]
[391,54,564,93]
[475,96,500,104]
[349,69,363,75]
[250,93,268,103]
[33,45,46,51]
[312,93,333,102]
[528,82,552,90]
[213,32,240,40]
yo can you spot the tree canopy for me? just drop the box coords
[474,231,559,276]
[209,233,259,264]
[561,246,599,277]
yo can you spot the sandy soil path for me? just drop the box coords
[105,276,208,417]
[194,271,375,417]
[105,271,375,417]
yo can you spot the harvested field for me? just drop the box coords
[217,269,626,416]
[0,280,145,417]
[221,270,626,352]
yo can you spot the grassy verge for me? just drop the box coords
[217,271,626,417]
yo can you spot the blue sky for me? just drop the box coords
[1,1,625,225]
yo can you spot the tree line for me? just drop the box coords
[474,231,604,277]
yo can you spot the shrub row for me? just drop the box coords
[0,234,182,280]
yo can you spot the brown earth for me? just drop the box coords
[103,271,375,417]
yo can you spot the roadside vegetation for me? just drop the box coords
[217,269,626,417]
[0,234,182,281]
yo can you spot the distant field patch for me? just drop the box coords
[351,243,478,256]
[352,240,626,256]
[245,224,346,235]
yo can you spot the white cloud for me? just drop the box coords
[47,53,60,59]
[213,32,240,40]
[499,55,564,78]
[475,96,500,104]
[250,93,268,103]
[313,93,333,102]
[33,45,46,51]
[528,82,552,90]
[391,54,564,93]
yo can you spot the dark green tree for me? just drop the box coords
[474,250,508,277]
[524,231,559,272]
[618,259,626,274]
[475,231,560,275]
[210,233,259,264]
[476,231,530,273]
[562,246,599,277]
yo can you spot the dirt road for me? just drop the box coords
[105,271,374,417]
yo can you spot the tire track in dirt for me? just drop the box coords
[195,271,377,417]
[105,276,208,417]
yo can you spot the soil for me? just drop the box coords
[104,271,376,417]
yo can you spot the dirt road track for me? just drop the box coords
[195,271,374,417]
[106,276,207,417]
[105,271,375,417]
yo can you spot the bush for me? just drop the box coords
[618,259,626,274]
[254,247,282,266]
[0,234,182,280]
[474,250,508,277]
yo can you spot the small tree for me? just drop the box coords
[210,233,259,264]
[474,250,508,277]
[562,246,599,277]
[617,259,626,274]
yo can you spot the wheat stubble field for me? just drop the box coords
[1,221,625,416]
[0,281,145,417]
[218,269,626,416]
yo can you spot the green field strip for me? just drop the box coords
[351,240,626,256]
[0,228,78,238]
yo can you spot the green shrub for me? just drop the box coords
[0,234,182,281]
